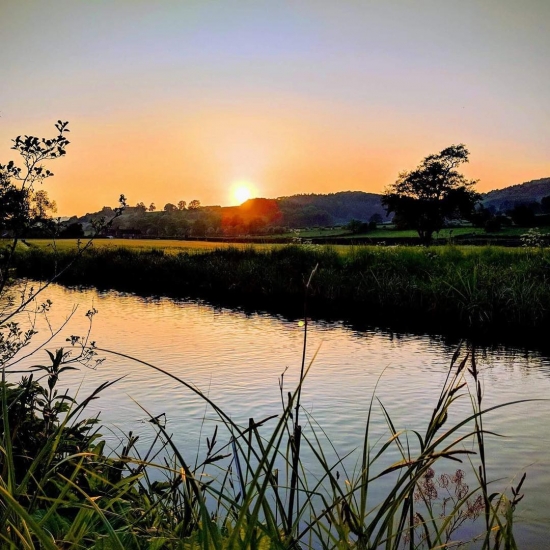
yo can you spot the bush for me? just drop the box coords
[484,217,501,232]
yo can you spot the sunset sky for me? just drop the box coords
[1,1,549,215]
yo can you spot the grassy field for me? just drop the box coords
[344,227,476,239]
[9,222,550,254]
[339,226,550,240]
[14,238,278,254]
[252,227,476,240]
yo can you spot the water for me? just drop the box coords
[4,282,550,545]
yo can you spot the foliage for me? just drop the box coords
[521,227,546,248]
[382,144,480,244]
[14,244,550,340]
[0,121,69,240]
[508,204,537,227]
[346,219,377,234]
[59,222,85,238]
[484,217,502,233]
[0,121,122,546]
[0,317,529,547]
[0,234,535,548]
[72,191,391,237]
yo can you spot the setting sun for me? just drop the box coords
[232,181,255,205]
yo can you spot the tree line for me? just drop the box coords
[3,123,548,243]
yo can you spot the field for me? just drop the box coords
[342,227,476,239]
[7,220,550,258]
[14,238,278,254]
[323,226,550,240]
[270,225,550,240]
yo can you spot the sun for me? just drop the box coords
[232,181,255,205]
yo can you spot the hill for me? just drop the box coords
[73,191,387,237]
[276,191,386,226]
[66,178,550,238]
[482,177,550,212]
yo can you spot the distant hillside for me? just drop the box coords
[276,191,386,226]
[482,178,550,211]
[67,179,550,238]
[74,191,387,235]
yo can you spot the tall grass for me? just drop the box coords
[2,243,542,546]
[0,327,531,548]
[13,244,550,340]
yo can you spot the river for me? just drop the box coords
[5,281,550,546]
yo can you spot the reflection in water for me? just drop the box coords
[5,282,550,546]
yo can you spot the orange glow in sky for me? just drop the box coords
[1,2,549,215]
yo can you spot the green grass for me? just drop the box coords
[278,228,352,238]
[10,222,550,256]
[13,238,279,254]
[343,227,476,239]
[340,226,550,240]
[4,235,542,547]
[0,330,529,548]
[12,243,550,341]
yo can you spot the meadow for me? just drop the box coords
[16,238,279,254]
[17,221,550,253]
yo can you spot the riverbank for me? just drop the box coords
[12,244,550,343]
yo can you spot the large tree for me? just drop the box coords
[382,144,480,244]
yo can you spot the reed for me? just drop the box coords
[13,243,550,340]
[0,320,532,548]
[2,243,541,546]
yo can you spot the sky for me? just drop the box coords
[1,0,549,215]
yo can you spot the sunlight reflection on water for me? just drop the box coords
[7,282,550,546]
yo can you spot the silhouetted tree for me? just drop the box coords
[188,199,201,210]
[192,218,207,235]
[59,222,84,238]
[541,195,550,214]
[30,189,57,221]
[382,144,480,244]
[248,217,267,234]
[346,219,363,234]
[484,217,502,233]
[148,203,156,212]
[0,121,69,238]
[177,200,187,210]
[470,205,492,227]
[164,203,177,212]
[0,121,70,291]
[135,202,147,212]
[509,204,536,227]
